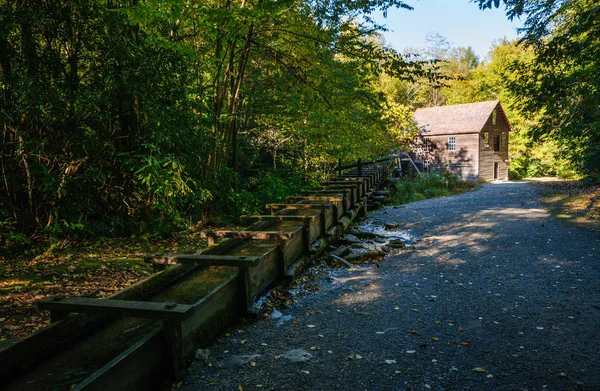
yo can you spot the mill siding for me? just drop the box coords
[424,134,479,182]
[478,107,510,181]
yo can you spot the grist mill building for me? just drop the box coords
[413,100,512,182]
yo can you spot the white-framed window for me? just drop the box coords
[448,136,456,151]
[501,132,507,148]
[492,109,497,125]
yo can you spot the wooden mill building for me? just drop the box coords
[413,100,512,182]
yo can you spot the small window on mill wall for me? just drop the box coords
[492,109,497,125]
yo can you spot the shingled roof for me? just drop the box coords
[414,100,507,136]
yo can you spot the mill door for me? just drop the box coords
[493,162,499,180]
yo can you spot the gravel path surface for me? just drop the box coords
[180,182,600,390]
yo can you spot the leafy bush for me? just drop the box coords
[203,169,312,226]
[389,172,476,205]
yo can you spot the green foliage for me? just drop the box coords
[205,169,312,225]
[0,0,431,241]
[475,0,600,183]
[390,172,476,205]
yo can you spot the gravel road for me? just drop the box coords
[179,181,600,391]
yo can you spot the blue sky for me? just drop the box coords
[372,0,523,60]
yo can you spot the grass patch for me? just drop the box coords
[389,172,478,205]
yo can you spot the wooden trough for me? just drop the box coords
[0,157,397,390]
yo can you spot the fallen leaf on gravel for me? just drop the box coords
[348,353,355,360]
[435,320,441,324]
[551,325,559,330]
[460,342,473,347]
[376,331,385,334]
[250,362,256,367]
[238,386,244,391]
[394,306,400,310]
[406,350,416,354]
[473,367,487,372]
[256,385,263,388]
[410,329,419,335]
[307,324,316,328]
[431,336,438,341]
[240,340,248,344]
[556,372,567,377]
[310,346,317,351]
[536,327,544,330]
[209,381,217,386]
[385,359,397,364]
[457,327,464,333]
[487,374,493,378]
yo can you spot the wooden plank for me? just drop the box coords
[147,254,261,267]
[286,196,343,202]
[319,183,361,189]
[324,178,364,183]
[265,203,332,210]
[206,230,294,240]
[303,189,349,195]
[323,179,367,195]
[38,297,192,320]
[241,214,316,222]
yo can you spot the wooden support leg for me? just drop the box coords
[302,221,310,254]
[332,203,339,226]
[163,319,185,379]
[358,202,367,219]
[49,310,67,324]
[238,266,251,314]
[47,296,67,323]
[319,208,326,238]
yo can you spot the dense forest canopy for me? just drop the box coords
[474,0,600,180]
[0,0,429,240]
[1,0,597,243]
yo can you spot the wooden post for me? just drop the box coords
[357,158,362,177]
[238,266,251,314]
[163,319,185,378]
[338,158,342,178]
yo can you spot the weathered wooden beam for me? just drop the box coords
[286,195,343,202]
[303,189,349,195]
[323,178,367,195]
[145,254,261,267]
[314,185,360,204]
[38,297,192,320]
[265,204,333,232]
[203,230,294,240]
[324,178,364,183]
[265,203,332,210]
[241,214,317,222]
